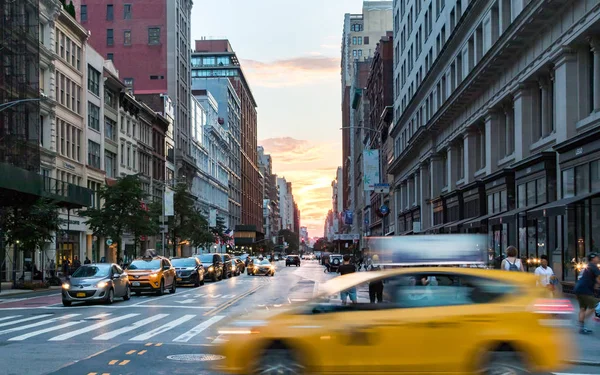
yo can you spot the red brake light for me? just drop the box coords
[531,299,574,315]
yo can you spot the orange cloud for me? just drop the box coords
[260,137,340,237]
[241,56,340,88]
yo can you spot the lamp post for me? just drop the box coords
[0,93,49,113]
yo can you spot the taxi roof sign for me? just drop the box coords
[366,234,487,267]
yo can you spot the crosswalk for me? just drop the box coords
[0,312,226,343]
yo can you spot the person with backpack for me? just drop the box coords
[574,253,600,334]
[500,246,524,272]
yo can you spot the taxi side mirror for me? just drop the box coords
[163,265,170,270]
[112,273,120,279]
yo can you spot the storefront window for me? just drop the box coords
[487,194,493,214]
[564,211,577,281]
[527,221,536,260]
[537,219,547,258]
[517,184,526,208]
[592,198,600,253]
[526,181,536,206]
[537,177,547,204]
[562,168,574,198]
[493,192,500,214]
[576,164,590,195]
[591,161,600,192]
[500,190,507,212]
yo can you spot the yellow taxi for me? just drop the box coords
[214,267,575,374]
[126,256,176,296]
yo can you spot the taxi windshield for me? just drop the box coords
[71,265,110,278]
[257,259,271,265]
[197,254,214,263]
[128,259,160,270]
[171,258,196,267]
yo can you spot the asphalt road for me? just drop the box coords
[0,260,597,375]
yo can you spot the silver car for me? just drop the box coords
[62,263,131,306]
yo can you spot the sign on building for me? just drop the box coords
[363,149,380,191]
[164,188,174,216]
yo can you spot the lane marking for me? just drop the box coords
[0,315,22,322]
[126,350,136,355]
[145,342,153,346]
[108,360,118,365]
[48,313,139,341]
[126,305,213,309]
[204,285,263,316]
[138,350,147,355]
[119,360,130,365]
[129,315,195,341]
[155,343,162,346]
[0,314,53,328]
[0,313,80,335]
[8,321,81,341]
[93,314,169,340]
[172,315,225,343]
[87,373,97,375]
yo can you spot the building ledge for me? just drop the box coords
[576,111,600,131]
[530,133,556,154]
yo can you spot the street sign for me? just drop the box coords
[106,239,113,246]
[374,183,390,194]
[333,234,360,241]
[160,224,168,233]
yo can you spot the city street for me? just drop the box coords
[0,261,598,375]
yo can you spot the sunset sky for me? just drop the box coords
[193,0,365,237]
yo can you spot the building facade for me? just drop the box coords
[390,0,600,283]
[192,39,262,242]
[258,147,279,241]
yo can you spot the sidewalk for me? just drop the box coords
[0,281,62,297]
[566,296,600,366]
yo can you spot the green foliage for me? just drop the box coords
[67,1,76,18]
[2,198,64,253]
[278,229,299,253]
[313,237,330,251]
[168,183,213,254]
[81,175,159,254]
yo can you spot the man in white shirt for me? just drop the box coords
[534,255,555,287]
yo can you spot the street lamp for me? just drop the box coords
[0,93,49,113]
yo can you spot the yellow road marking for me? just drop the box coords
[126,350,136,355]
[145,343,153,347]
[102,373,110,375]
[87,373,97,375]
[108,360,118,365]
[155,343,162,347]
[204,285,263,316]
[138,350,147,355]
[119,360,130,366]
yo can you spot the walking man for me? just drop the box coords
[574,253,600,334]
[337,255,357,305]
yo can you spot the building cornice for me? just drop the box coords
[58,8,89,41]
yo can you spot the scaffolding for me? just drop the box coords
[0,0,41,172]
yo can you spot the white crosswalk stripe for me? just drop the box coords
[0,314,80,335]
[129,314,195,341]
[172,315,225,343]
[48,313,139,341]
[0,314,53,328]
[8,321,82,341]
[93,314,169,340]
[0,315,21,322]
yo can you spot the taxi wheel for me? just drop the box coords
[156,280,165,296]
[106,288,114,304]
[62,300,71,307]
[169,280,176,294]
[199,275,205,286]
[478,351,529,375]
[193,275,201,287]
[254,348,304,375]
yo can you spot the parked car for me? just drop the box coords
[286,255,301,267]
[195,253,224,282]
[222,253,234,279]
[62,263,130,306]
[126,256,177,296]
[328,254,343,272]
[171,257,204,287]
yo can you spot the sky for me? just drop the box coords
[192,0,365,237]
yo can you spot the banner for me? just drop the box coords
[343,210,354,225]
[363,149,380,191]
[164,188,174,216]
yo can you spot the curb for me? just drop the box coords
[566,359,600,367]
[0,287,61,298]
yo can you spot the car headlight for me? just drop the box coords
[208,266,214,272]
[62,283,70,290]
[95,281,108,288]
[149,273,158,278]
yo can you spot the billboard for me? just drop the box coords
[363,149,380,191]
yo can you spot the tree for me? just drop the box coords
[168,183,213,255]
[212,215,227,243]
[67,1,76,18]
[313,237,329,251]
[81,175,158,259]
[129,201,161,258]
[278,229,299,254]
[2,198,64,256]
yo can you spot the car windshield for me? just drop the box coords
[71,265,110,278]
[197,254,214,263]
[127,259,161,270]
[258,260,271,265]
[171,258,197,267]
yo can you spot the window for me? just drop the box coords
[87,65,100,95]
[106,4,114,20]
[88,102,100,131]
[364,36,369,45]
[517,183,526,208]
[562,168,575,198]
[124,4,132,19]
[537,177,547,204]
[352,36,357,45]
[358,36,362,45]
[124,30,131,46]
[576,164,590,195]
[526,180,536,207]
[88,141,101,168]
[105,117,116,141]
[121,143,125,165]
[124,78,134,94]
[81,5,87,21]
[105,151,117,178]
[107,53,114,61]
[148,27,160,45]
[107,29,114,46]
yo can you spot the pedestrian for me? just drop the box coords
[323,257,331,273]
[500,246,524,272]
[49,259,56,278]
[84,256,91,265]
[534,255,556,294]
[337,254,357,305]
[72,256,81,272]
[574,253,600,334]
[62,258,70,279]
[368,254,383,303]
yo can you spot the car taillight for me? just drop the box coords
[531,298,574,315]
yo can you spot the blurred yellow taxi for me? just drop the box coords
[214,267,575,374]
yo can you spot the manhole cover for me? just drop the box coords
[166,354,225,362]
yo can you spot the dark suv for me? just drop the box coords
[195,253,224,282]
[286,255,301,267]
